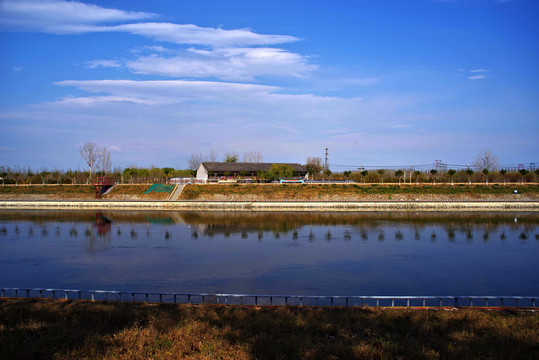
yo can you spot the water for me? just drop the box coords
[0,210,538,296]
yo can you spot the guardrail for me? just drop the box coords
[1,288,536,308]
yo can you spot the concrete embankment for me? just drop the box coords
[0,200,538,211]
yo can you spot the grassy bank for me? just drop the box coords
[1,183,539,202]
[0,185,169,201]
[1,299,538,360]
[180,183,539,201]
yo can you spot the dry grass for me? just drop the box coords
[0,184,171,201]
[179,184,539,201]
[1,299,538,360]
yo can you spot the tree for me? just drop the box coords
[323,169,332,181]
[305,157,323,179]
[465,169,474,185]
[473,149,499,172]
[519,169,529,184]
[377,169,385,184]
[413,170,421,185]
[163,167,174,182]
[343,170,352,181]
[482,168,490,185]
[80,142,100,183]
[430,169,438,185]
[269,164,296,180]
[242,150,264,163]
[206,149,218,162]
[395,170,404,185]
[361,170,369,185]
[447,169,456,185]
[188,153,203,171]
[224,151,239,163]
[499,169,507,185]
[100,147,112,174]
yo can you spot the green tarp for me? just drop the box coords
[145,184,175,194]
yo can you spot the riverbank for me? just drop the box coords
[1,199,538,211]
[1,298,537,360]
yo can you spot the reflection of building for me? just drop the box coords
[93,212,112,235]
[196,162,308,181]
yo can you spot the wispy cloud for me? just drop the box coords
[125,47,315,81]
[468,74,487,80]
[0,1,297,47]
[84,59,122,69]
[460,68,489,80]
[0,0,156,33]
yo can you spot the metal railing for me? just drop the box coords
[1,288,536,308]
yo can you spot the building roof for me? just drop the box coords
[200,162,307,173]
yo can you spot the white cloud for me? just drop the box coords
[12,66,23,72]
[469,69,488,73]
[0,1,298,47]
[108,23,298,47]
[126,47,315,81]
[468,74,487,80]
[84,59,122,69]
[0,0,155,33]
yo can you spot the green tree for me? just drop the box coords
[360,170,369,184]
[224,151,239,163]
[430,169,438,185]
[377,169,385,184]
[519,169,529,184]
[323,169,332,181]
[394,170,404,185]
[269,164,296,180]
[499,169,507,185]
[482,168,489,185]
[343,170,352,181]
[413,170,421,185]
[465,169,474,185]
[447,169,456,185]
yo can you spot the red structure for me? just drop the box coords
[92,177,113,199]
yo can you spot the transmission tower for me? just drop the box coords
[324,148,329,170]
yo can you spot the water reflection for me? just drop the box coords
[1,210,538,296]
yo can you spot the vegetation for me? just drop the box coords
[1,299,537,360]
[179,184,539,201]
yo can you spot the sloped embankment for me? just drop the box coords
[179,184,539,202]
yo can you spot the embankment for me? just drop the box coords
[0,200,538,211]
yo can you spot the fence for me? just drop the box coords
[1,288,536,308]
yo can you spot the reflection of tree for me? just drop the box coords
[293,230,298,240]
[395,230,403,241]
[519,232,527,240]
[258,231,263,240]
[325,229,332,241]
[447,227,455,242]
[28,226,34,235]
[344,229,351,240]
[378,231,384,241]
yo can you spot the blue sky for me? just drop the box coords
[0,0,538,171]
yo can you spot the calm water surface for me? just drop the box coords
[0,210,538,296]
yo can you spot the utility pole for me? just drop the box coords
[324,147,329,171]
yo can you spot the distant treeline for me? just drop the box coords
[1,166,538,185]
[0,166,192,185]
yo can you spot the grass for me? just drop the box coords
[1,300,538,360]
[179,183,539,200]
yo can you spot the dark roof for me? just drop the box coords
[200,162,307,173]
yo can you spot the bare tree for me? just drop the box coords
[243,150,264,163]
[100,147,112,174]
[473,149,499,172]
[305,157,323,178]
[80,142,100,183]
[188,153,203,171]
[206,149,219,162]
